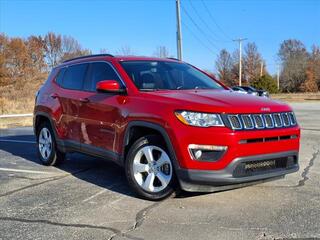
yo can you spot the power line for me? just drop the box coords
[200,0,232,41]
[181,4,221,52]
[182,21,217,56]
[187,0,230,43]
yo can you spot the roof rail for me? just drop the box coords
[63,54,114,63]
[166,57,181,61]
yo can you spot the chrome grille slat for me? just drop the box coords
[228,115,242,130]
[288,112,296,125]
[227,112,297,130]
[264,114,274,128]
[241,115,254,129]
[281,113,290,126]
[252,115,265,129]
[273,113,283,127]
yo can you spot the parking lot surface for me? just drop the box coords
[0,102,319,240]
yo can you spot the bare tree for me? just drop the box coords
[60,35,91,62]
[231,49,241,86]
[215,49,234,86]
[99,48,110,54]
[43,32,62,68]
[243,42,265,85]
[153,46,170,58]
[278,39,308,92]
[116,45,135,55]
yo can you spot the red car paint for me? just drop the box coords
[34,55,300,187]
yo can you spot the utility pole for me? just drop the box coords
[176,0,183,60]
[260,61,264,77]
[233,38,247,86]
[277,64,280,90]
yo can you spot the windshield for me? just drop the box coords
[242,86,256,91]
[120,61,223,91]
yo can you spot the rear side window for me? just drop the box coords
[55,68,66,85]
[61,64,88,90]
[84,62,121,91]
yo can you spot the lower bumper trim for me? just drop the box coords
[176,151,299,192]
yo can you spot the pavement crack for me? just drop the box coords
[107,201,162,240]
[132,202,160,230]
[0,216,120,235]
[297,149,319,187]
[0,167,91,198]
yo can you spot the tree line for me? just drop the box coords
[215,40,320,93]
[0,32,91,87]
[1,32,319,93]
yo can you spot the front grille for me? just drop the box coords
[226,112,297,130]
[233,156,297,177]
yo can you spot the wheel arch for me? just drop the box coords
[34,112,59,140]
[122,121,180,170]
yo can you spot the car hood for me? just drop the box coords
[143,89,291,114]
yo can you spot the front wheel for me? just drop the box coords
[125,135,176,200]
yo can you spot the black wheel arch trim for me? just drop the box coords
[33,112,58,138]
[122,121,181,170]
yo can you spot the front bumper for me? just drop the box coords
[176,151,299,192]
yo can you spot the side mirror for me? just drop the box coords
[96,80,126,94]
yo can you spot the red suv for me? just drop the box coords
[34,54,300,200]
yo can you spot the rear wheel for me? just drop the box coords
[37,121,65,166]
[125,135,176,200]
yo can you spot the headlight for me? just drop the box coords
[175,111,224,127]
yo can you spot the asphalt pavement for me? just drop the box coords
[0,102,319,240]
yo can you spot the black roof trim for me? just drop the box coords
[63,54,114,63]
[166,57,181,61]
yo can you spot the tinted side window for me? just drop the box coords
[84,62,121,91]
[61,64,88,90]
[55,67,66,86]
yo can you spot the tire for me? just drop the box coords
[125,135,176,200]
[36,121,65,166]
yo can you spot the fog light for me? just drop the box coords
[194,150,202,159]
[188,144,227,162]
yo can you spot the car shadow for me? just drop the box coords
[0,134,210,199]
[0,134,136,198]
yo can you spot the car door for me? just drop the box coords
[77,62,125,157]
[56,63,89,149]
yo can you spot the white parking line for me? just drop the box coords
[0,167,52,175]
[0,139,36,144]
[83,189,107,203]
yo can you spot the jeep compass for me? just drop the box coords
[34,54,300,200]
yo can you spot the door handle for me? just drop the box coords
[79,98,90,103]
[50,93,59,99]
